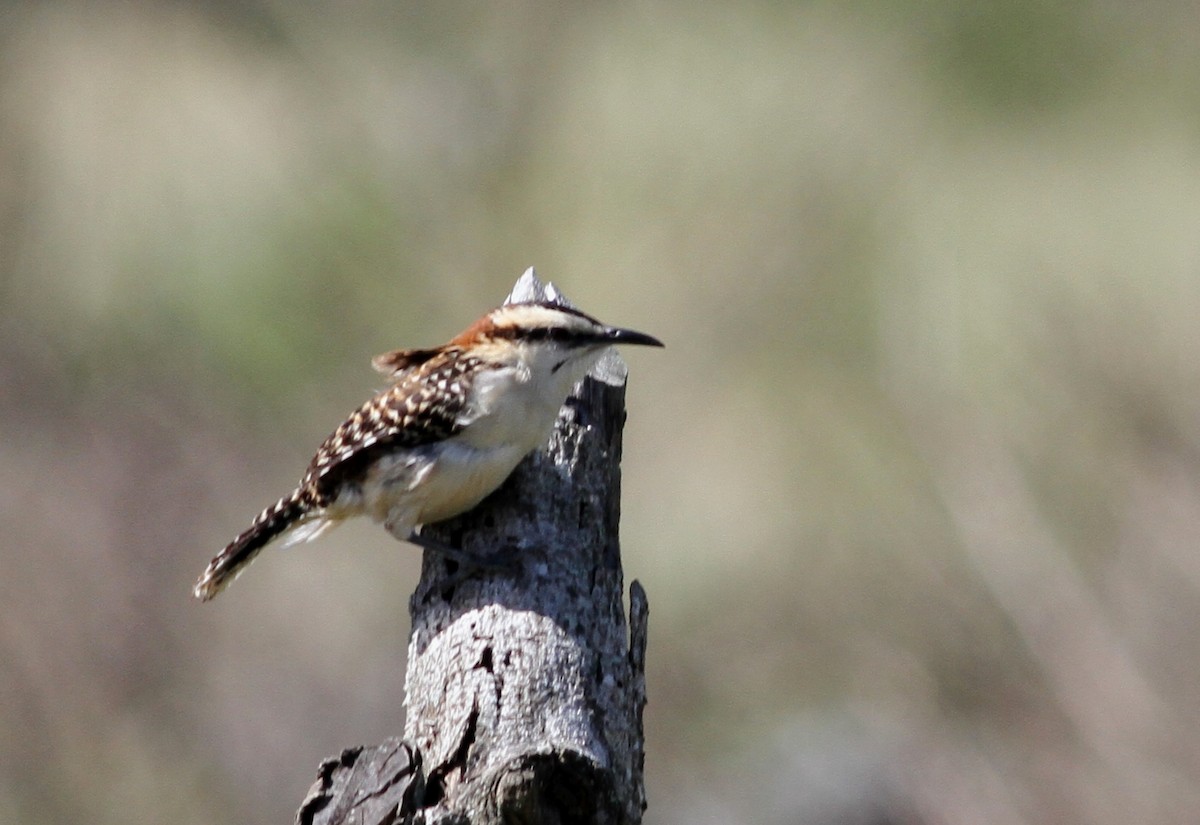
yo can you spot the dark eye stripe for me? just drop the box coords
[489,324,601,345]
[521,326,584,343]
[484,301,608,346]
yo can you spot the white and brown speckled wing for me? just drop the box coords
[194,348,494,601]
[303,349,491,505]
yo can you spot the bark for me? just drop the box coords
[296,270,649,825]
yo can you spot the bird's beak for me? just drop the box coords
[605,326,665,348]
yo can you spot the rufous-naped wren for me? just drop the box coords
[194,300,663,601]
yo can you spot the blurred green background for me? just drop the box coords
[4,1,1200,822]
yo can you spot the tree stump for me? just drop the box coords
[297,269,649,825]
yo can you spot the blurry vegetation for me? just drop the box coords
[4,1,1200,823]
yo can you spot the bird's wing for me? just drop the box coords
[304,349,487,501]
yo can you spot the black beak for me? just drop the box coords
[604,326,665,348]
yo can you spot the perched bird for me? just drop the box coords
[194,300,663,601]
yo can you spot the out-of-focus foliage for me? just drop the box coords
[4,1,1200,823]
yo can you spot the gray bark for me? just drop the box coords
[297,270,649,825]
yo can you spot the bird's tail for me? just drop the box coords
[194,489,309,601]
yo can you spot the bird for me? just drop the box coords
[193,299,663,601]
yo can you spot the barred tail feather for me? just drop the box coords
[194,490,309,601]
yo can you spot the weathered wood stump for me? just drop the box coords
[297,269,649,825]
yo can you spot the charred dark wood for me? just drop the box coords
[295,738,424,825]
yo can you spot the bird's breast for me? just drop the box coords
[409,440,531,525]
[455,364,565,453]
